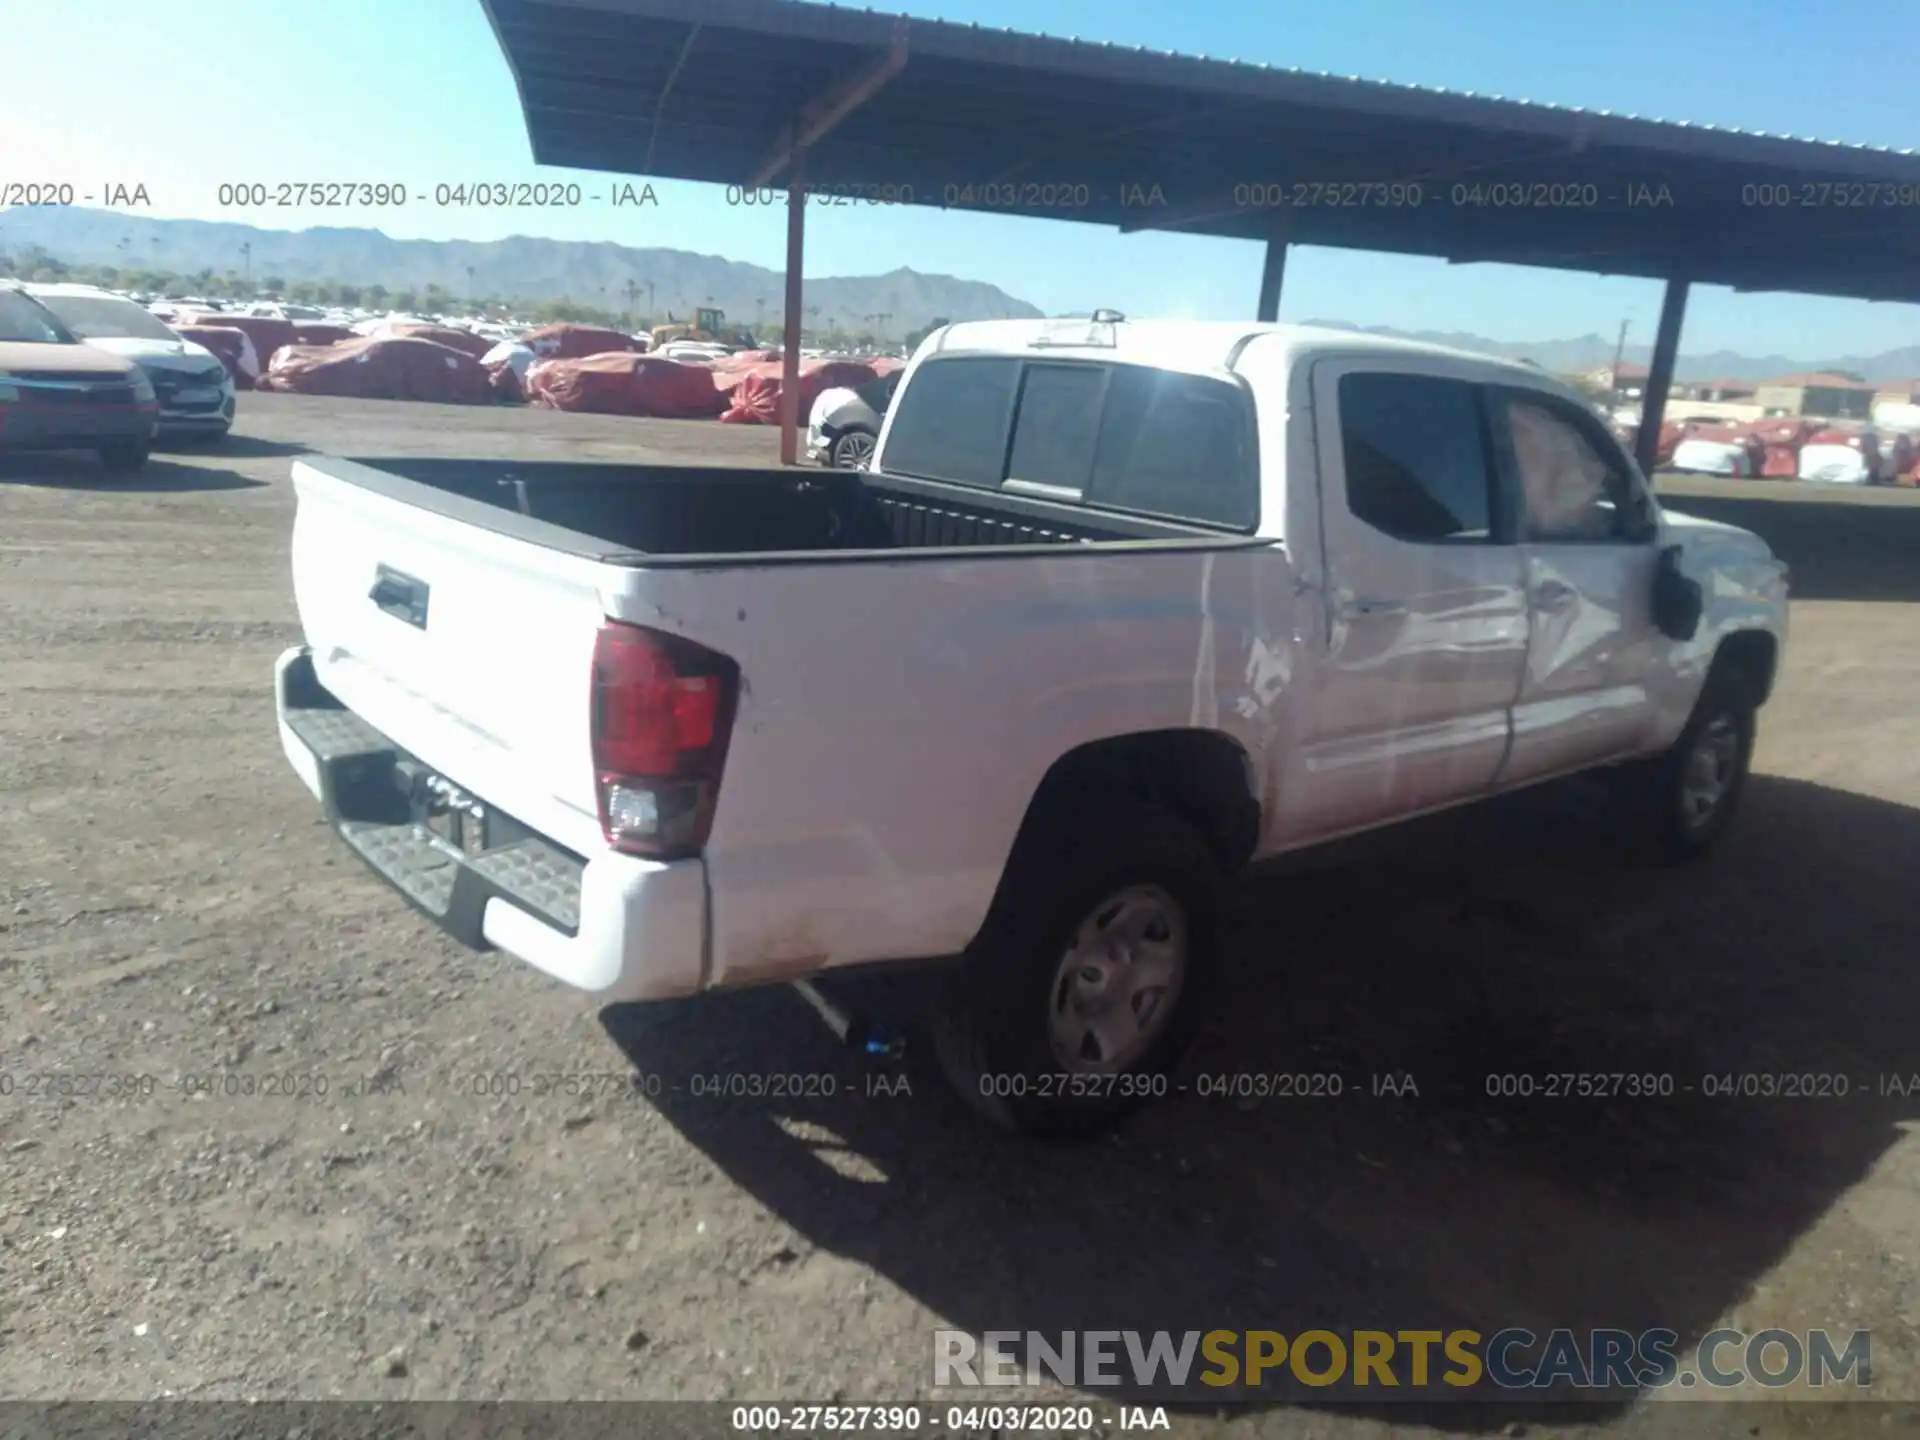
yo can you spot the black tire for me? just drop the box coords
[97,440,151,473]
[929,799,1225,1136]
[1639,663,1759,860]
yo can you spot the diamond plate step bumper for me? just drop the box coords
[277,650,584,947]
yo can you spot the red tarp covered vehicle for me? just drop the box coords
[716,359,881,424]
[257,336,493,403]
[1747,418,1819,477]
[172,325,258,389]
[291,323,358,348]
[1797,426,1878,483]
[1808,427,1885,472]
[1804,425,1864,446]
[520,324,645,361]
[1680,421,1766,475]
[378,322,494,359]
[524,353,725,418]
[176,314,298,375]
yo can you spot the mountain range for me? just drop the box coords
[0,207,1042,333]
[3,207,1915,381]
[1295,323,1920,386]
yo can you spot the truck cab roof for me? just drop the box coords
[19,281,121,298]
[929,317,1549,386]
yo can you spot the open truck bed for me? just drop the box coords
[315,455,1243,563]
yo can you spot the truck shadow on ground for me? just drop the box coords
[604,772,1919,1428]
[1657,483,1920,602]
[0,453,265,491]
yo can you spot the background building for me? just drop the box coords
[1583,360,1649,399]
[1676,378,1758,403]
[1752,373,1876,420]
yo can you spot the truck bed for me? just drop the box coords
[320,455,1238,563]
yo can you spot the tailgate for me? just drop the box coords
[288,458,618,856]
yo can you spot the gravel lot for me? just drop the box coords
[4,393,1919,1437]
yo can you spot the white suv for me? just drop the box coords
[28,284,236,442]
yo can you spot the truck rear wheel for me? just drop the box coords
[930,800,1224,1136]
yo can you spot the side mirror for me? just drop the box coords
[1651,544,1703,641]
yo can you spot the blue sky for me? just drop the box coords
[4,0,1917,357]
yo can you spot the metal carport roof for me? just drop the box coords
[483,0,1920,303]
[480,0,1920,470]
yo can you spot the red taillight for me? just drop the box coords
[590,621,738,858]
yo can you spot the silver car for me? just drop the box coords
[27,284,236,442]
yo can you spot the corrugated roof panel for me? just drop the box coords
[489,0,1920,302]
[845,0,1914,154]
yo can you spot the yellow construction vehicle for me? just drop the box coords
[652,306,757,348]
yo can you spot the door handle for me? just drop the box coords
[1533,580,1578,611]
[369,565,430,629]
[1340,596,1407,618]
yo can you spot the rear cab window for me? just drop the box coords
[878,354,1259,530]
[1007,364,1108,493]
[1090,367,1258,528]
[878,357,1019,488]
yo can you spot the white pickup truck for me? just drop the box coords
[275,316,1789,1133]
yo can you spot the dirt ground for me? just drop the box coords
[3,393,1920,1438]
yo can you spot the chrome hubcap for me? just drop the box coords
[1680,714,1740,828]
[1046,884,1187,1072]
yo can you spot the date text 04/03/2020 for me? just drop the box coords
[729,1405,1173,1433]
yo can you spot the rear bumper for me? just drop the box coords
[274,646,707,1002]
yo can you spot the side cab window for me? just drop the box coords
[1489,387,1659,544]
[1334,370,1502,544]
